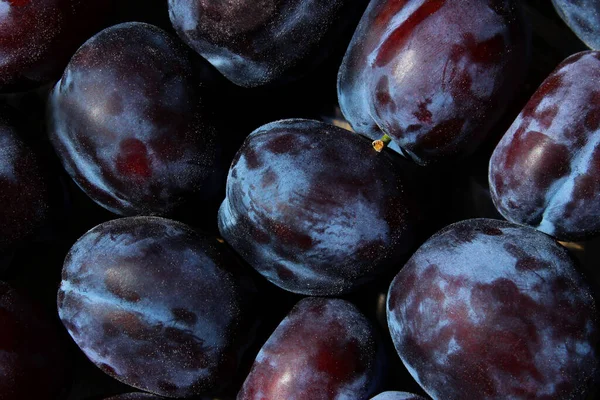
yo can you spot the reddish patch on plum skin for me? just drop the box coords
[116,139,152,178]
[490,51,600,240]
[239,298,383,400]
[388,219,599,400]
[375,0,446,67]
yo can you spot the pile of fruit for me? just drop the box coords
[1,1,599,399]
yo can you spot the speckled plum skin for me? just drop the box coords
[0,281,68,400]
[387,219,599,400]
[57,217,258,398]
[49,22,223,217]
[218,119,420,296]
[168,0,368,87]
[489,51,600,241]
[338,0,529,165]
[0,110,49,252]
[238,297,384,400]
[553,0,600,50]
[0,0,112,92]
[370,392,425,400]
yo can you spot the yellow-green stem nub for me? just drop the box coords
[372,134,392,153]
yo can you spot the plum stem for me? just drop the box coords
[373,134,392,152]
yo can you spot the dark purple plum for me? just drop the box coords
[0,281,68,400]
[48,22,224,217]
[238,297,384,400]
[371,392,426,400]
[338,0,529,165]
[168,0,368,87]
[387,219,599,399]
[489,51,600,241]
[553,0,600,50]
[57,217,258,398]
[218,119,421,296]
[0,108,49,252]
[0,0,112,92]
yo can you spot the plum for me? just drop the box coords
[168,0,368,87]
[48,22,224,218]
[338,0,529,165]
[0,108,49,253]
[0,0,112,92]
[489,51,600,241]
[553,0,600,50]
[0,281,68,400]
[57,217,258,398]
[218,119,421,296]
[387,218,599,399]
[238,297,384,400]
[371,392,426,400]
[103,394,166,400]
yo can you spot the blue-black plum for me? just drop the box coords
[49,22,224,218]
[489,51,600,241]
[0,281,68,400]
[238,297,384,399]
[338,0,529,165]
[0,0,112,92]
[388,219,598,399]
[0,108,49,252]
[218,119,421,296]
[168,0,368,87]
[371,392,426,400]
[553,0,600,50]
[57,217,258,398]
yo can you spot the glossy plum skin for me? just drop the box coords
[489,51,600,241]
[553,0,600,50]
[371,392,425,400]
[168,0,368,87]
[0,281,68,400]
[49,22,223,217]
[387,219,599,400]
[338,0,529,165]
[0,0,112,92]
[57,217,258,398]
[218,119,421,296]
[0,110,49,252]
[238,297,384,400]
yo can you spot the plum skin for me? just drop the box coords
[238,297,384,400]
[552,0,600,50]
[48,22,223,217]
[489,51,600,241]
[218,119,421,296]
[0,109,49,252]
[0,0,112,92]
[0,281,68,400]
[57,216,258,398]
[168,0,368,87]
[338,0,529,165]
[370,392,425,400]
[387,218,598,400]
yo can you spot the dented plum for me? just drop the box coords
[0,109,49,252]
[168,0,368,87]
[0,281,68,400]
[218,119,421,296]
[553,0,600,50]
[57,217,258,398]
[489,51,600,241]
[338,0,529,165]
[238,297,384,400]
[387,219,599,400]
[48,22,224,217]
[370,392,426,400]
